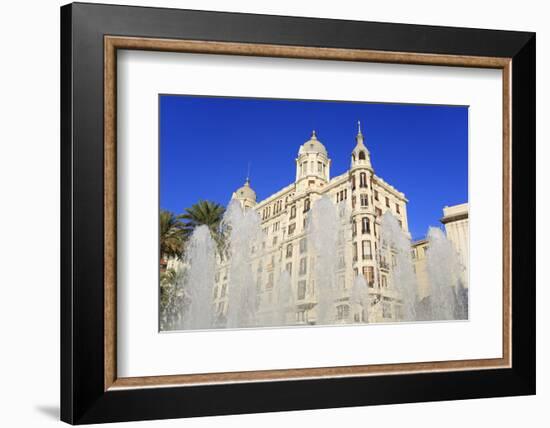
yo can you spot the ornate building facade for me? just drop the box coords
[213,123,410,325]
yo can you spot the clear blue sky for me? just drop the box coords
[160,95,468,241]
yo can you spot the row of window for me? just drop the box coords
[299,160,327,177]
[216,264,391,303]
[260,194,295,221]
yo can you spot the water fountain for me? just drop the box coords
[425,227,465,320]
[379,212,418,322]
[178,197,468,330]
[222,200,264,328]
[350,275,370,323]
[182,225,216,330]
[307,196,340,325]
[273,269,293,326]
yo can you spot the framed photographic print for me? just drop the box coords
[60,2,536,424]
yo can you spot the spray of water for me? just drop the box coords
[350,275,370,323]
[379,212,418,322]
[182,225,216,330]
[178,198,467,329]
[272,269,293,326]
[307,196,340,325]
[425,227,465,320]
[222,200,263,328]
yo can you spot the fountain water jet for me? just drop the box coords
[350,275,370,323]
[379,212,418,322]
[183,225,216,330]
[273,269,293,326]
[425,227,465,320]
[222,200,263,328]
[307,196,340,325]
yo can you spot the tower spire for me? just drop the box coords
[246,161,251,184]
[356,120,365,145]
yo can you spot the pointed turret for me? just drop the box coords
[351,121,372,170]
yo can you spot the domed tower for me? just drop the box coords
[231,178,257,209]
[295,130,331,186]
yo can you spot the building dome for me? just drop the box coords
[234,178,256,201]
[298,130,328,157]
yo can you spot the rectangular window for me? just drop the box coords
[288,223,296,236]
[359,173,367,188]
[374,190,379,201]
[375,207,382,217]
[352,242,358,261]
[299,237,307,253]
[362,240,372,260]
[336,305,350,320]
[290,205,296,219]
[318,161,323,173]
[385,196,390,207]
[338,275,345,290]
[338,252,345,269]
[285,262,292,275]
[364,266,374,287]
[286,243,293,258]
[297,280,307,300]
[272,236,278,246]
[381,274,388,288]
[396,203,400,214]
[360,193,368,207]
[362,217,370,234]
[299,257,307,275]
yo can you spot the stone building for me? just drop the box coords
[441,203,469,289]
[213,123,410,325]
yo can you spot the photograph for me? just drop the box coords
[159,95,470,331]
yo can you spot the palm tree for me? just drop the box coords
[179,200,225,237]
[160,209,185,261]
[179,200,226,255]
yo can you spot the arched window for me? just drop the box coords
[358,151,366,160]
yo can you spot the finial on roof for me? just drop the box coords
[311,130,317,139]
[358,120,362,136]
[245,161,251,184]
